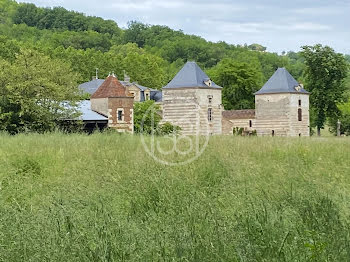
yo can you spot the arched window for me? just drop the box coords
[298,108,302,121]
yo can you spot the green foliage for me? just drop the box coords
[248,43,266,52]
[232,127,244,136]
[12,3,122,36]
[1,134,350,260]
[0,48,81,134]
[133,100,161,134]
[328,101,350,135]
[0,0,17,24]
[301,44,349,134]
[209,58,264,109]
[157,122,181,135]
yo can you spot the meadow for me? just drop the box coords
[0,133,350,261]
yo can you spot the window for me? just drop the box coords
[272,130,275,136]
[117,110,123,121]
[208,95,213,104]
[145,93,149,100]
[298,108,302,121]
[249,120,252,128]
[298,99,301,106]
[208,108,213,122]
[130,92,135,97]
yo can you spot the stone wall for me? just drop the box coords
[255,93,309,136]
[162,88,222,135]
[91,98,108,116]
[126,85,141,102]
[222,119,256,135]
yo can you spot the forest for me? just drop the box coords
[0,0,349,134]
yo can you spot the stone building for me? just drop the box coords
[222,68,310,136]
[90,74,134,133]
[162,61,222,135]
[222,110,255,135]
[73,64,309,137]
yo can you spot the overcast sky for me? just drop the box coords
[18,0,350,54]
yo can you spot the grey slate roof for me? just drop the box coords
[79,79,105,95]
[151,90,162,102]
[164,61,222,89]
[255,68,310,95]
[77,100,107,121]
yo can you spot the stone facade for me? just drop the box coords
[91,98,108,117]
[162,88,222,135]
[255,93,309,136]
[222,110,256,135]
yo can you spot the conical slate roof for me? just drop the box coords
[91,75,131,99]
[255,68,309,95]
[164,61,221,89]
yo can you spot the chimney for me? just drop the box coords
[124,70,131,83]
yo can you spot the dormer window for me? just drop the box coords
[204,78,212,87]
[295,85,302,92]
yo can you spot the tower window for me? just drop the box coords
[298,99,301,106]
[208,108,213,122]
[117,110,123,121]
[208,97,212,103]
[298,108,302,121]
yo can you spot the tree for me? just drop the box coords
[208,58,264,110]
[248,43,267,52]
[0,48,81,134]
[133,100,161,134]
[301,44,349,136]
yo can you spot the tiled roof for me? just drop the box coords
[79,79,152,95]
[164,61,221,89]
[255,68,309,95]
[222,109,255,120]
[91,75,131,99]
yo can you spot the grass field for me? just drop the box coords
[0,133,350,261]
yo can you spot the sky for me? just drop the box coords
[18,0,350,54]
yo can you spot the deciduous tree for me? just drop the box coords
[0,48,80,134]
[301,44,349,136]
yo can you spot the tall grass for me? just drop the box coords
[0,133,350,261]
